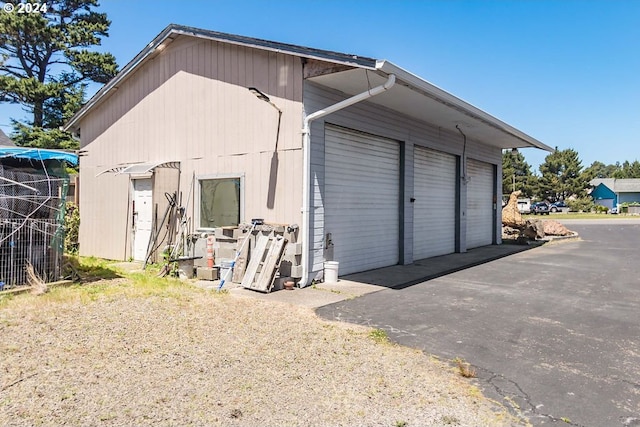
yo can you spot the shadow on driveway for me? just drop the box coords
[342,242,541,290]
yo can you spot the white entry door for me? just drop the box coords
[133,178,153,261]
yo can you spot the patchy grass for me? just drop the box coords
[64,256,121,281]
[0,262,527,426]
[441,415,461,425]
[1,256,216,310]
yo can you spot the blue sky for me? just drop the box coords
[1,0,639,172]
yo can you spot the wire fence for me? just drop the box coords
[0,162,68,289]
[0,219,64,288]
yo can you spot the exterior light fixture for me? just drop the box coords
[248,87,282,114]
[248,87,271,103]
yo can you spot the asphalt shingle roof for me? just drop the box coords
[590,178,640,193]
[0,129,15,146]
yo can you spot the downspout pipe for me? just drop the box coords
[298,73,396,288]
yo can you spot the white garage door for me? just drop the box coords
[466,159,495,249]
[413,147,457,259]
[325,125,400,275]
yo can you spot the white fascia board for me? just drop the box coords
[376,60,553,152]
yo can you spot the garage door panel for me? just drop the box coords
[466,159,494,249]
[325,126,400,275]
[413,147,457,259]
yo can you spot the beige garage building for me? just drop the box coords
[64,24,551,285]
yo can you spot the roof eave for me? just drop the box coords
[376,61,553,152]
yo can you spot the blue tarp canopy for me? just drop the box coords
[0,147,78,166]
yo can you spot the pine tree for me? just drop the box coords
[581,161,621,181]
[0,0,118,149]
[613,160,640,179]
[538,148,586,201]
[502,150,537,197]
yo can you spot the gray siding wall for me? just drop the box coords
[78,36,304,260]
[619,192,640,204]
[304,81,501,280]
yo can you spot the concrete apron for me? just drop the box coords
[210,242,541,308]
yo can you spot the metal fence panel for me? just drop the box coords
[0,163,68,289]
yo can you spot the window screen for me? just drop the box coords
[199,178,240,228]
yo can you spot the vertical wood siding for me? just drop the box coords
[78,167,130,260]
[304,81,501,280]
[78,36,303,260]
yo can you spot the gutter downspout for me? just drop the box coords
[298,73,396,288]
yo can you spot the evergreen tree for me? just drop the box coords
[502,149,537,197]
[538,148,586,201]
[0,0,118,149]
[581,161,620,182]
[613,160,640,179]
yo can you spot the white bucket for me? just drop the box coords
[324,261,339,283]
[220,259,234,281]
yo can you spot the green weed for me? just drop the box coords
[368,328,389,344]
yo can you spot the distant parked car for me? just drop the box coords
[550,201,568,212]
[517,198,531,214]
[532,202,550,215]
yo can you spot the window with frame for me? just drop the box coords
[199,177,240,229]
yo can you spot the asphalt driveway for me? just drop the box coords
[317,221,640,427]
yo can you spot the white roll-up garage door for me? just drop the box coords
[325,125,400,275]
[413,147,457,259]
[466,158,495,248]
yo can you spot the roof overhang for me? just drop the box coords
[308,61,552,152]
[96,161,180,177]
[65,25,550,153]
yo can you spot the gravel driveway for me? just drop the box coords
[0,277,523,426]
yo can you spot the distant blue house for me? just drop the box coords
[590,178,640,210]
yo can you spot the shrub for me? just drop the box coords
[567,197,594,213]
[64,202,80,254]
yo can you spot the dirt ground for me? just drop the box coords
[0,278,526,426]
